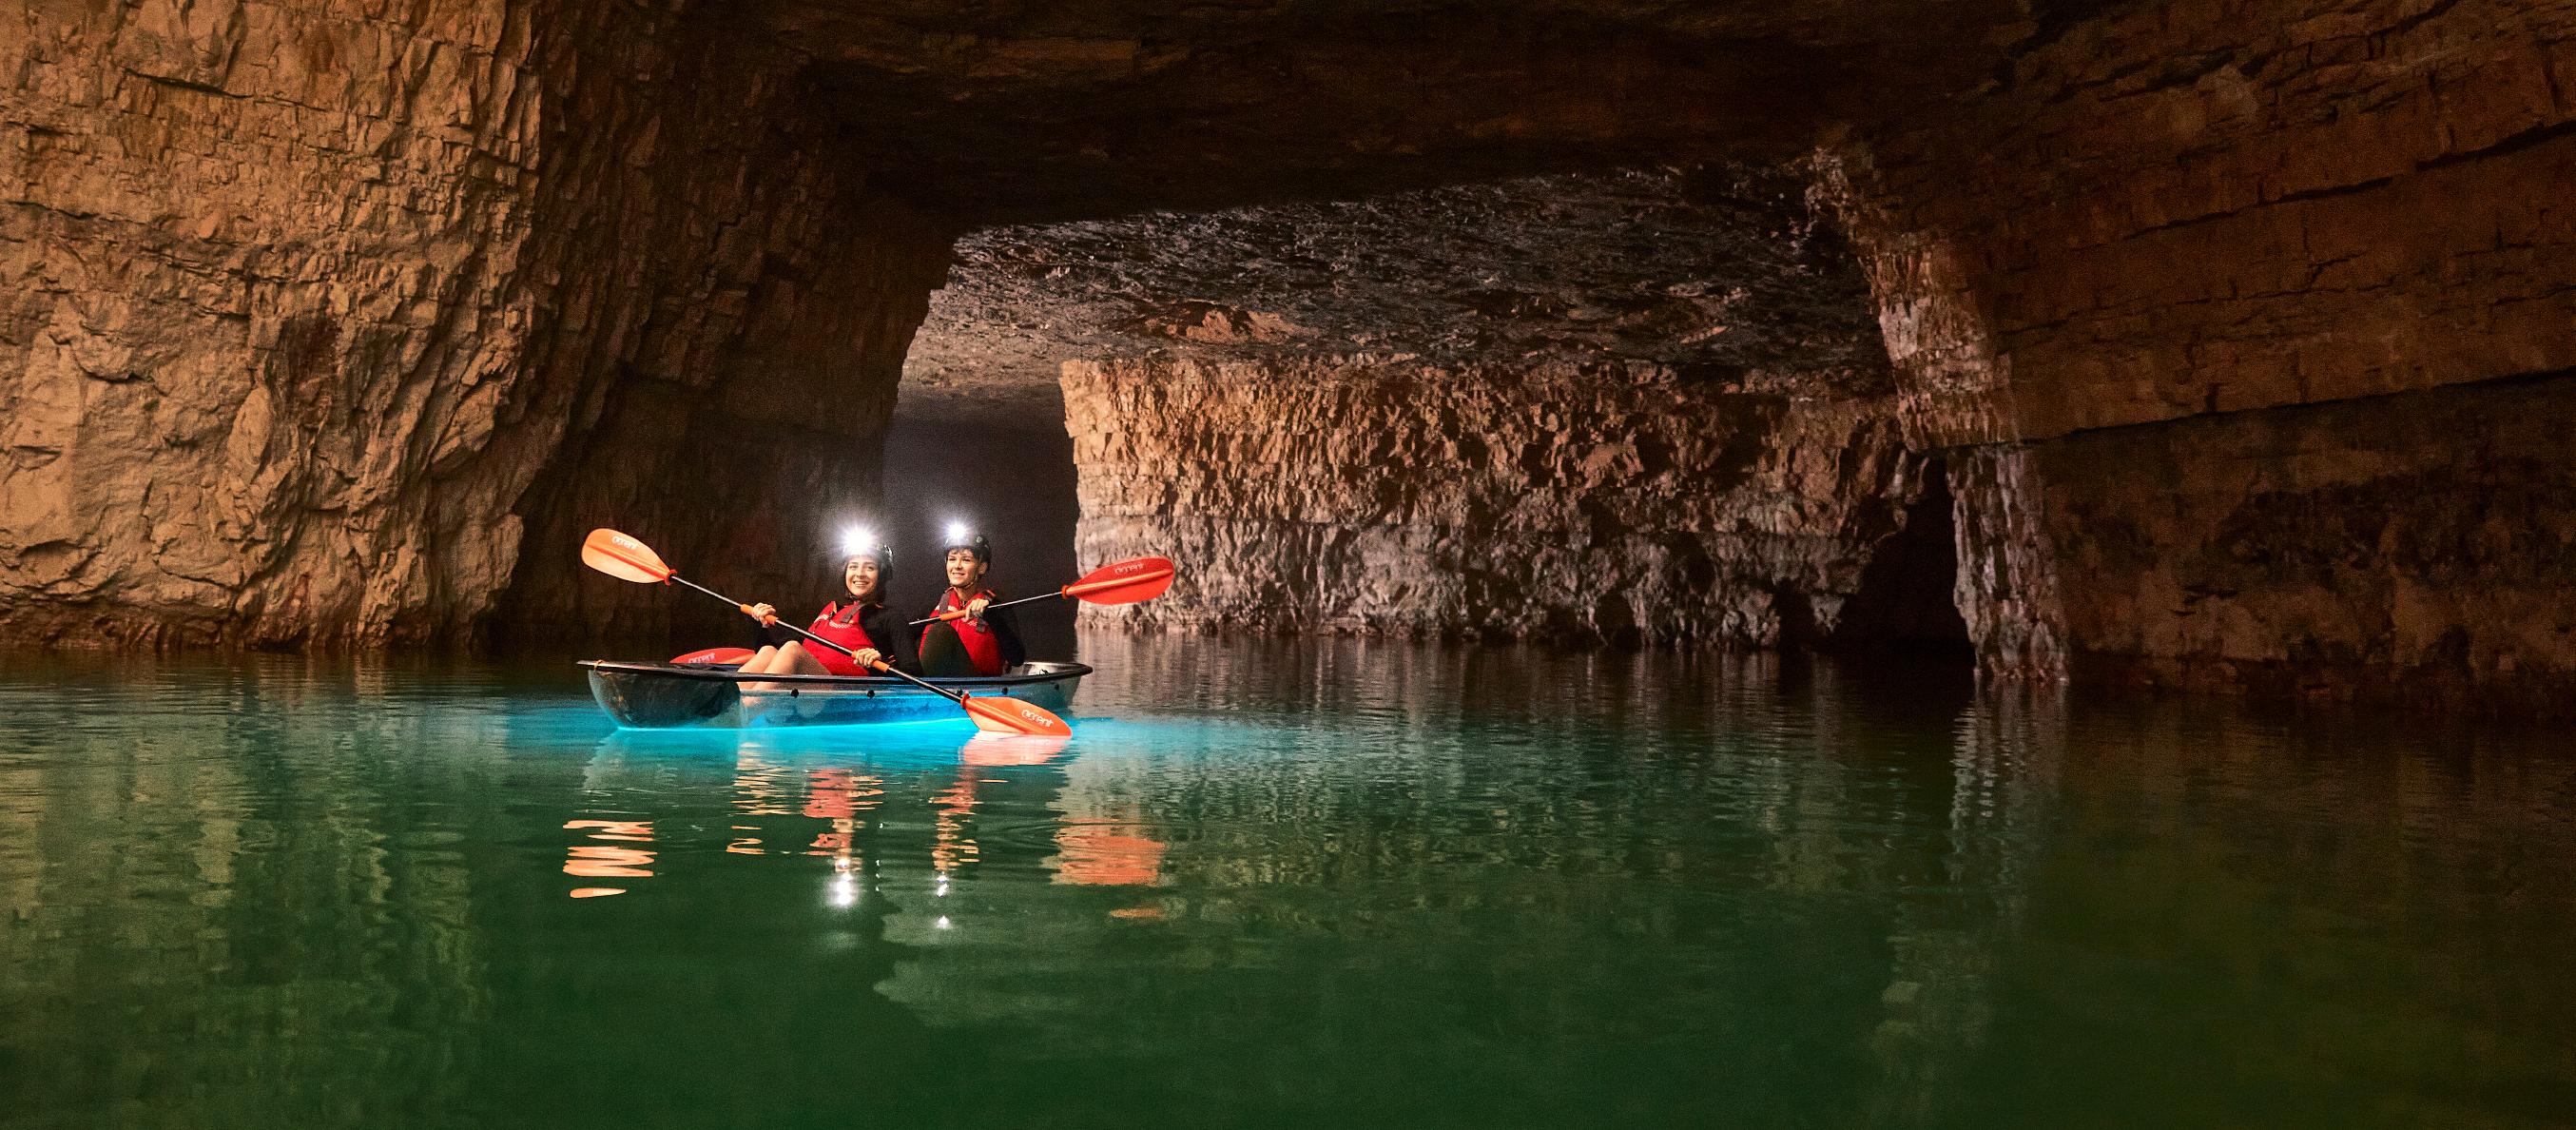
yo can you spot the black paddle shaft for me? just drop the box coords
[908,589,1058,627]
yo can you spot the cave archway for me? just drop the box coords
[892,164,1968,659]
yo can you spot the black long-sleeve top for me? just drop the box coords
[748,601,922,675]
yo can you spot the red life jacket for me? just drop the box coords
[803,602,879,676]
[929,588,1007,676]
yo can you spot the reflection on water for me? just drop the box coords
[2,640,2572,1129]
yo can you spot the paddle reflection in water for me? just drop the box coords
[562,819,655,898]
[568,724,1166,920]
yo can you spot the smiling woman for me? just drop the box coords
[732,535,921,681]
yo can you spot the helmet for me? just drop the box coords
[939,524,991,563]
[839,528,893,581]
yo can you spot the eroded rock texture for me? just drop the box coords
[2,0,943,649]
[1066,356,1966,652]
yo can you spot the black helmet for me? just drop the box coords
[839,530,893,584]
[939,526,991,563]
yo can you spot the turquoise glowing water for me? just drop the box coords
[4,635,2572,1129]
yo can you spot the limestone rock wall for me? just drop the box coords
[1822,0,2576,707]
[0,0,945,650]
[1064,356,1966,651]
[1823,0,2576,450]
[1954,376,2576,711]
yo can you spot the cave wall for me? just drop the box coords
[1952,374,2576,708]
[1065,356,1966,651]
[0,0,945,650]
[1822,0,2576,706]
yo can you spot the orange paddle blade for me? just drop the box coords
[1061,556,1174,605]
[582,528,672,584]
[670,647,753,665]
[960,692,1074,737]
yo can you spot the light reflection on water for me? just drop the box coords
[1,637,2572,1129]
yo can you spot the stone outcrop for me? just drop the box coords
[1066,356,1966,652]
[2,0,946,649]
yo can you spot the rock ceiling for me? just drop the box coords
[899,164,1892,425]
[749,0,2063,223]
[805,0,2066,426]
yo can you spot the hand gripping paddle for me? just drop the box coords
[580,528,1073,736]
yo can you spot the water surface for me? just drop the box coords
[3,636,2571,1128]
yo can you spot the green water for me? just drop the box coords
[3,635,2571,1129]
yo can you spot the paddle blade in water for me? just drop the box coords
[960,693,1074,737]
[582,528,671,584]
[1061,556,1175,605]
[670,647,753,665]
[960,732,1072,767]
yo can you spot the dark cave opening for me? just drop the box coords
[1831,458,1975,662]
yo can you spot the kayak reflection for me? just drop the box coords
[565,728,1168,911]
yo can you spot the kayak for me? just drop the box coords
[578,659,1091,730]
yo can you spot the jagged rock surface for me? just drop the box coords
[1066,356,1966,651]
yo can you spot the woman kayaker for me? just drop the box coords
[736,537,921,680]
[920,528,1027,677]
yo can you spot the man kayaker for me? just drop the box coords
[919,527,1026,678]
[735,536,921,681]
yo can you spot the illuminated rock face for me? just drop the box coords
[1065,357,1967,652]
[0,0,945,649]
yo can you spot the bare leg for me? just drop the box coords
[774,641,836,717]
[740,645,784,691]
[777,640,834,675]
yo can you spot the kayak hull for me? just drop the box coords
[578,660,1089,729]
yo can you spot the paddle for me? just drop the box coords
[580,528,1074,736]
[911,555,1175,626]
